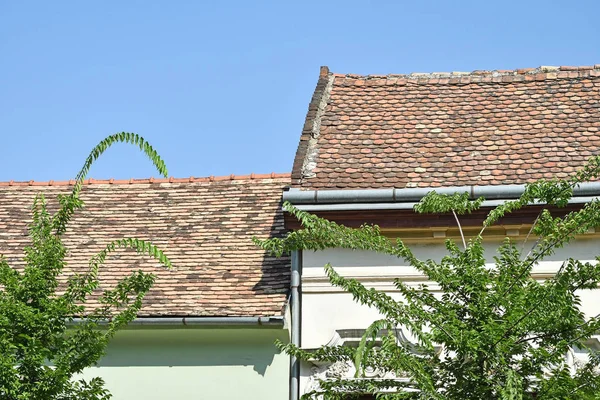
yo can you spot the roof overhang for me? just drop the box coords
[283,183,600,232]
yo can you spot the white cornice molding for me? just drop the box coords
[301,262,597,293]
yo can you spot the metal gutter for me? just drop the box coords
[284,182,600,205]
[291,196,600,212]
[68,316,285,327]
[283,182,600,211]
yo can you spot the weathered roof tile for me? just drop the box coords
[293,66,600,189]
[0,175,290,317]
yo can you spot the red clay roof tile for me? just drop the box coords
[0,175,290,317]
[292,66,600,189]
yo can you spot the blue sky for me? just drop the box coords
[1,0,598,181]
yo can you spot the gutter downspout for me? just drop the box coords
[290,250,302,400]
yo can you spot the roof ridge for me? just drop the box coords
[0,172,291,187]
[331,64,600,83]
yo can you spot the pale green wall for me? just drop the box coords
[78,327,290,400]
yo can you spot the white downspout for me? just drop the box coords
[290,250,302,400]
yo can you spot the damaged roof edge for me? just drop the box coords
[291,66,335,185]
[283,182,600,205]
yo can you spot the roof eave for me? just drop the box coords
[283,182,600,211]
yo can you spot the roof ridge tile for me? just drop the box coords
[0,172,291,187]
[329,64,600,84]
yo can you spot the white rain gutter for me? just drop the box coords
[283,182,600,211]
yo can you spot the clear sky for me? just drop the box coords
[1,0,598,181]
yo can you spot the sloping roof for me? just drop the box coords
[292,65,600,190]
[0,174,290,317]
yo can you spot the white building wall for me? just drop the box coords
[299,237,600,395]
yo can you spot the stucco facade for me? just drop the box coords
[297,236,600,396]
[79,327,290,400]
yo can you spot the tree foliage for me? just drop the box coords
[257,156,600,399]
[0,133,172,399]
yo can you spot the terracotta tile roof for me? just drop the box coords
[0,174,291,317]
[292,65,600,189]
